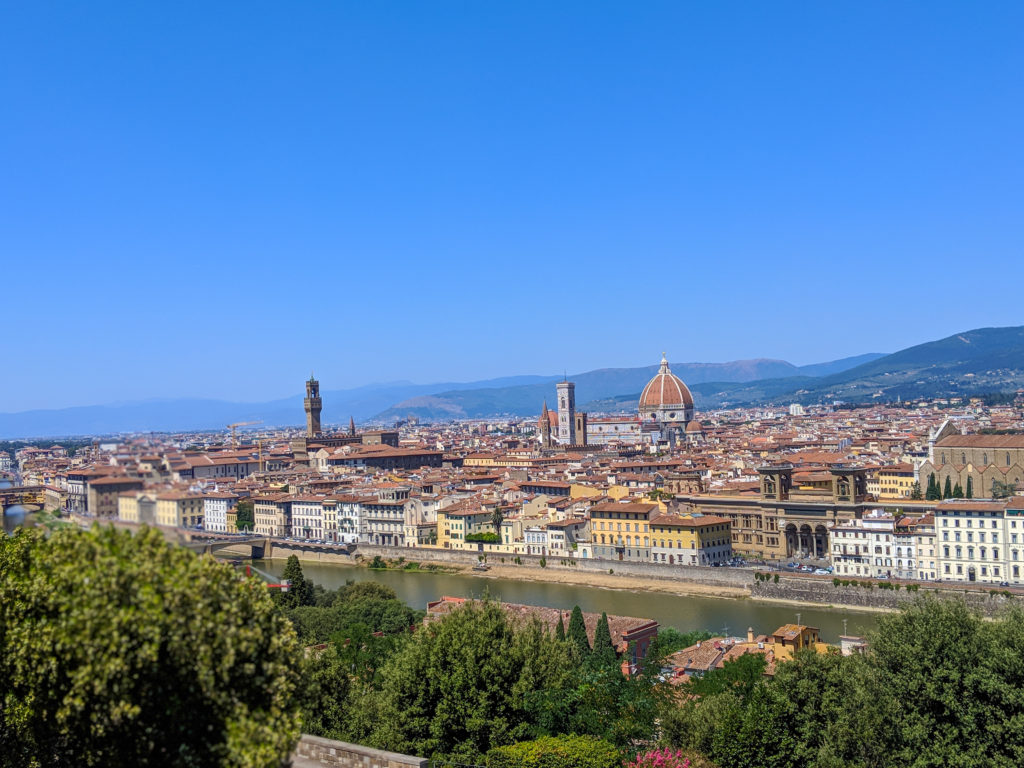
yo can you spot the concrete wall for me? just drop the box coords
[292,735,426,768]
[751,573,1018,617]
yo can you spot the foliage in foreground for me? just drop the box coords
[486,734,621,768]
[662,598,1024,768]
[0,525,301,768]
[301,599,664,762]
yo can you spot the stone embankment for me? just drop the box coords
[751,573,1019,617]
[291,735,425,768]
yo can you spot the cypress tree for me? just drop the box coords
[953,482,965,499]
[966,476,974,499]
[592,611,617,667]
[555,612,566,641]
[943,476,953,499]
[926,474,939,501]
[279,554,313,607]
[567,605,590,659]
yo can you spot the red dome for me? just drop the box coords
[639,356,694,410]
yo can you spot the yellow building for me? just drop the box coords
[437,508,496,549]
[650,513,732,565]
[876,463,917,500]
[155,491,205,528]
[590,501,658,561]
[570,483,602,500]
[117,491,156,524]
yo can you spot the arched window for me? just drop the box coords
[962,452,967,465]
[983,453,988,466]
[1008,453,1013,467]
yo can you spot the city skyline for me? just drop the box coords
[3,3,1023,411]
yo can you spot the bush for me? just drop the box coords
[0,526,301,766]
[833,578,841,587]
[369,555,387,569]
[539,556,547,568]
[625,747,693,768]
[486,735,621,768]
[773,573,779,583]
[466,532,500,544]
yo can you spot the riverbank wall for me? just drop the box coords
[272,542,755,589]
[751,574,1018,617]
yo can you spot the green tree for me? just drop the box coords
[556,613,566,641]
[910,481,923,500]
[966,476,974,498]
[0,526,300,768]
[486,735,620,768]
[234,499,255,532]
[648,628,714,659]
[276,554,314,608]
[993,479,1016,499]
[567,606,591,660]
[357,600,573,761]
[869,598,1024,768]
[943,475,953,499]
[953,482,965,498]
[592,612,617,667]
[926,473,939,501]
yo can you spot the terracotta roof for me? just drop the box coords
[639,356,694,410]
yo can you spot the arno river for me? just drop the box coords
[0,496,880,642]
[256,559,881,642]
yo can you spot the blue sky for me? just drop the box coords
[2,2,1022,411]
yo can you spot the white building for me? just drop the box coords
[335,496,363,544]
[291,496,326,541]
[894,513,936,580]
[830,510,896,579]
[935,499,1014,584]
[203,492,238,533]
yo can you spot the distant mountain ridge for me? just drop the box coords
[0,354,882,438]
[369,355,886,423]
[692,326,1024,408]
[12,325,1024,436]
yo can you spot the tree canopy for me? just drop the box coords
[0,525,301,768]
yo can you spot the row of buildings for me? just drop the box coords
[14,371,1024,586]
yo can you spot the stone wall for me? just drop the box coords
[751,573,1018,617]
[347,544,755,588]
[291,735,426,768]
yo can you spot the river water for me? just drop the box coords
[255,559,880,642]
[2,505,34,535]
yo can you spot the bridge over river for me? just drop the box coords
[0,486,46,513]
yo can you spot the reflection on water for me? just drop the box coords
[2,505,35,536]
[255,559,880,642]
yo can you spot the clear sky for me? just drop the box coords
[2,2,1022,411]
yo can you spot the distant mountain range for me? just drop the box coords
[3,326,1023,438]
[370,354,885,423]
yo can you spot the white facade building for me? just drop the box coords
[935,499,1015,584]
[291,496,326,541]
[203,492,238,533]
[830,511,896,579]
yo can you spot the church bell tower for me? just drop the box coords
[304,375,322,437]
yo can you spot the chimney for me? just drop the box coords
[747,627,754,643]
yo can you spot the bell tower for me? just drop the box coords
[556,380,576,445]
[304,374,322,437]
